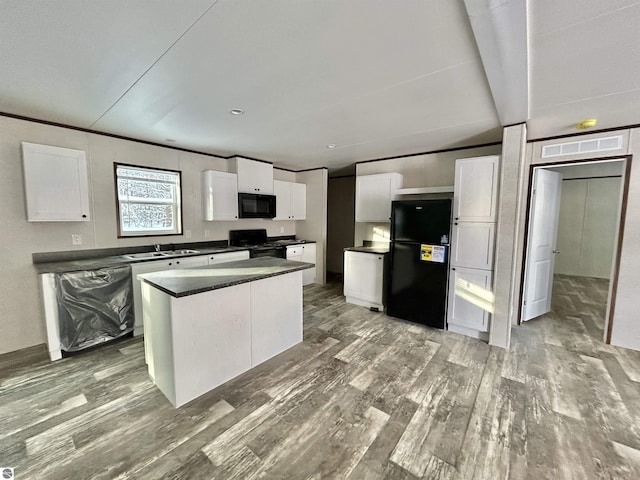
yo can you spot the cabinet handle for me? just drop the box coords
[452,267,456,271]
[176,261,180,265]
[455,217,459,220]
[454,222,458,225]
[81,214,87,218]
[169,262,173,266]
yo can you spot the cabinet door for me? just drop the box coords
[290,182,307,220]
[447,266,492,332]
[273,180,291,220]
[355,173,402,222]
[22,142,90,222]
[450,222,496,270]
[131,259,177,338]
[202,170,238,221]
[208,250,250,264]
[453,156,499,222]
[234,157,274,194]
[343,251,384,304]
[301,244,316,285]
[173,255,209,269]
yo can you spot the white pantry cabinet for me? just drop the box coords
[230,157,274,194]
[343,250,385,310]
[447,266,493,333]
[450,222,496,270]
[131,255,209,337]
[208,250,250,264]
[202,170,238,221]
[274,180,307,220]
[452,155,499,222]
[22,142,91,222]
[355,173,403,222]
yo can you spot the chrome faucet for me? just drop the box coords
[154,243,161,252]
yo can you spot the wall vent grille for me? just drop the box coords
[541,135,623,158]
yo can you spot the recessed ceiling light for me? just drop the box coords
[576,118,597,130]
[229,109,244,115]
[165,138,176,143]
[327,144,337,149]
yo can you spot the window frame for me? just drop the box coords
[114,162,184,238]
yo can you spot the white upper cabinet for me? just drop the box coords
[450,222,496,270]
[230,157,273,194]
[274,180,306,220]
[355,173,403,222]
[290,182,307,220]
[453,155,499,222]
[22,142,90,222]
[202,170,238,221]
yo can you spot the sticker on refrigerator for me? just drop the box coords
[420,244,446,263]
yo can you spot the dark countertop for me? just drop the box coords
[138,257,314,298]
[34,246,251,274]
[344,246,390,254]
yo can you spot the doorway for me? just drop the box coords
[520,157,629,344]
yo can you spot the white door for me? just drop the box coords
[273,180,291,220]
[522,169,563,321]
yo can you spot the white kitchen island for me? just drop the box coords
[138,256,313,407]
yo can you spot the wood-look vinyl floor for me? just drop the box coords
[1,275,640,479]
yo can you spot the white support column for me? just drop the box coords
[490,124,528,349]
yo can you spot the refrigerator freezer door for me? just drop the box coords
[391,199,452,243]
[386,242,448,329]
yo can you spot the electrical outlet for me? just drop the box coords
[71,234,82,245]
[185,229,192,239]
[280,226,285,233]
[204,229,210,238]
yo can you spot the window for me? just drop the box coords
[115,164,183,237]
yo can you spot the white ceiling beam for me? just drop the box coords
[464,0,529,126]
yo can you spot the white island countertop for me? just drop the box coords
[138,256,314,298]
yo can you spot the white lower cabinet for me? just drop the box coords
[208,250,250,264]
[301,243,316,285]
[286,244,316,286]
[446,266,493,336]
[131,254,212,337]
[343,251,385,310]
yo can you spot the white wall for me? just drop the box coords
[354,145,502,245]
[0,116,298,354]
[296,169,328,285]
[550,162,623,278]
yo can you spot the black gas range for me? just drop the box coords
[229,229,288,259]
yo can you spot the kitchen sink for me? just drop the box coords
[124,252,169,259]
[163,249,200,255]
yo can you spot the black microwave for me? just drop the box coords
[238,193,277,219]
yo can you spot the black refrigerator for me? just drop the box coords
[386,199,452,329]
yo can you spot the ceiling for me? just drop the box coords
[1,1,639,171]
